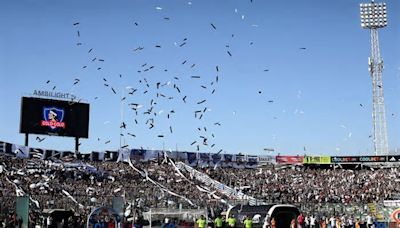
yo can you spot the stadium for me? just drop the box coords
[1,0,399,227]
[2,140,400,227]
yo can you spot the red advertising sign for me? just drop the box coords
[391,208,400,223]
[276,156,304,164]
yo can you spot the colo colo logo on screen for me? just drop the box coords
[41,107,66,129]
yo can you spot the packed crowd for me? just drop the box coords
[0,153,399,226]
[203,165,399,204]
[0,154,226,226]
[0,155,224,212]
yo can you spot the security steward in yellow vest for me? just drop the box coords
[214,215,223,228]
[227,214,237,227]
[243,216,253,228]
[196,215,207,228]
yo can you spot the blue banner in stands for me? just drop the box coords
[0,140,261,168]
[187,152,197,166]
[211,153,222,164]
[224,154,233,162]
[199,153,210,161]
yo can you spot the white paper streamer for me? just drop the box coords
[62,189,85,208]
[127,157,196,206]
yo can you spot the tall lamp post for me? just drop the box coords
[360,1,389,155]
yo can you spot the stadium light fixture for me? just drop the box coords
[360,2,387,29]
[359,0,389,155]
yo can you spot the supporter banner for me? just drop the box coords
[143,150,160,161]
[175,151,188,161]
[166,151,179,160]
[221,154,235,168]
[0,141,5,153]
[198,153,211,167]
[44,150,61,159]
[187,152,197,166]
[91,151,105,161]
[303,156,331,164]
[61,151,74,158]
[11,140,400,167]
[246,155,258,168]
[211,153,222,164]
[276,156,303,164]
[1,139,262,168]
[236,154,246,163]
[104,151,118,161]
[0,141,13,154]
[90,152,100,161]
[331,156,386,163]
[77,153,91,161]
[247,155,258,164]
[224,154,233,163]
[233,154,246,168]
[28,148,43,159]
[199,153,211,161]
[98,151,105,160]
[117,148,130,163]
[102,151,113,161]
[12,144,29,158]
[131,149,146,161]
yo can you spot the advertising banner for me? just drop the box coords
[303,156,331,164]
[384,200,400,207]
[331,156,386,163]
[387,156,400,162]
[258,155,275,164]
[276,156,303,164]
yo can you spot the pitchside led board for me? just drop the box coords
[20,97,89,138]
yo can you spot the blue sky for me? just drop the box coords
[0,0,399,156]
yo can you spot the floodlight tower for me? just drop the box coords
[360,1,389,155]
